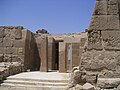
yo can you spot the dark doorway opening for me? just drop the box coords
[54,42,59,70]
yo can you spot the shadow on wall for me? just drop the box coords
[34,36,41,71]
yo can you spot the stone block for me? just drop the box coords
[98,69,120,78]
[107,15,119,30]
[4,54,12,62]
[0,47,5,54]
[81,72,98,85]
[14,29,22,40]
[87,31,102,50]
[3,38,14,47]
[88,15,107,30]
[97,78,120,88]
[81,51,118,71]
[88,15,119,30]
[108,0,117,5]
[93,1,107,15]
[82,83,95,90]
[14,40,25,47]
[4,28,11,38]
[6,47,18,55]
[108,4,118,15]
[102,31,120,50]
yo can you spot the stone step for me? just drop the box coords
[3,79,68,86]
[7,77,68,83]
[1,83,66,90]
[0,71,69,90]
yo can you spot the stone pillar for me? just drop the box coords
[59,42,66,73]
[40,36,48,72]
[48,37,55,71]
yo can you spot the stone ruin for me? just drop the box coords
[0,26,87,83]
[67,0,120,90]
[0,0,120,90]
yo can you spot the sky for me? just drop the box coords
[0,0,96,34]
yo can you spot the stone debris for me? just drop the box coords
[82,83,95,90]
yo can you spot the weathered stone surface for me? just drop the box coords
[93,1,107,15]
[97,78,120,88]
[14,40,25,47]
[108,4,118,15]
[81,50,120,71]
[102,31,120,50]
[108,0,118,5]
[14,29,22,40]
[12,55,22,62]
[75,84,83,90]
[88,15,119,30]
[0,62,23,82]
[0,47,5,54]
[87,31,102,50]
[98,69,120,78]
[3,38,14,47]
[0,54,4,62]
[0,28,5,38]
[88,15,107,30]
[82,83,95,90]
[4,54,12,62]
[83,72,98,85]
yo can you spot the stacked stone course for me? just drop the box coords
[68,0,120,90]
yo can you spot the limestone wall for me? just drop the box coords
[0,26,37,82]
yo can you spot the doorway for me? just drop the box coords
[54,42,59,70]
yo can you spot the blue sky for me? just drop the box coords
[0,0,96,34]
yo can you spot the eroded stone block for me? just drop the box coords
[88,15,119,30]
[14,40,25,47]
[88,15,107,30]
[108,0,118,5]
[4,54,12,62]
[87,31,102,50]
[81,51,119,71]
[6,47,18,55]
[3,38,14,47]
[14,29,22,40]
[107,15,119,29]
[108,4,118,15]
[93,1,107,15]
[102,31,120,50]
[97,78,120,88]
